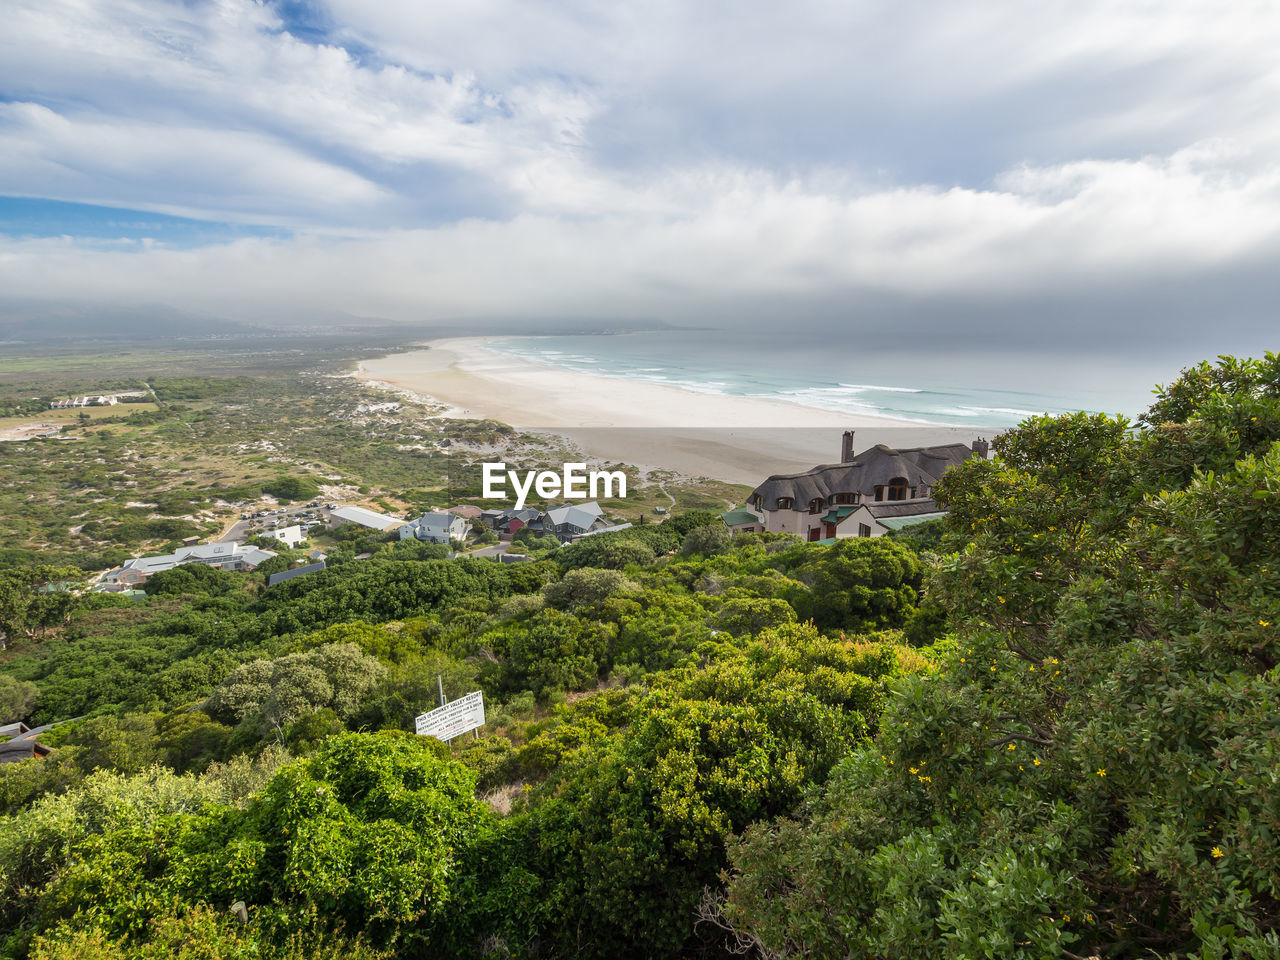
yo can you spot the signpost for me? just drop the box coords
[415,690,485,742]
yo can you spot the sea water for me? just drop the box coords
[486,330,1152,430]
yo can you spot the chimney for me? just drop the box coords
[841,430,856,463]
[971,437,989,459]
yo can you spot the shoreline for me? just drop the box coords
[354,337,987,485]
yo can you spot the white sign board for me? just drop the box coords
[415,690,485,741]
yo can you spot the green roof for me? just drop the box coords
[721,508,762,526]
[819,506,858,523]
[876,511,948,531]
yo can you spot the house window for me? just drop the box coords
[776,497,793,510]
[858,523,872,537]
[887,476,909,501]
[808,498,824,514]
[873,485,883,502]
[834,492,858,505]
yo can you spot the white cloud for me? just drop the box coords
[1,0,1280,356]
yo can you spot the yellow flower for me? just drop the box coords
[1033,757,1042,766]
[1212,846,1224,859]
[997,596,1006,603]
[1007,743,1016,751]
[1261,620,1271,627]
[1097,768,1106,777]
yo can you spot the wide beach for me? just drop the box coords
[355,338,985,485]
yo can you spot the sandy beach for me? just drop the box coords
[355,338,984,485]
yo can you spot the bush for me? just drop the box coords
[678,523,730,557]
[260,476,319,503]
[0,675,39,724]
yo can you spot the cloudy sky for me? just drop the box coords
[1,0,1278,364]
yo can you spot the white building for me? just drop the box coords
[269,524,305,548]
[400,511,468,543]
[328,505,404,532]
[98,542,277,589]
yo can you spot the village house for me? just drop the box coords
[327,505,404,532]
[400,511,469,544]
[266,524,305,548]
[726,431,988,541]
[483,507,542,536]
[97,541,278,589]
[534,502,612,542]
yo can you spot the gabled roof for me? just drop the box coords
[412,511,463,532]
[875,511,948,530]
[819,506,858,523]
[750,443,975,511]
[574,522,633,539]
[115,542,276,575]
[545,502,604,531]
[267,561,327,586]
[864,499,942,519]
[330,505,404,530]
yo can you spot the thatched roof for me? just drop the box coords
[749,443,973,510]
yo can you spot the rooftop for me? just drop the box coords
[330,505,404,530]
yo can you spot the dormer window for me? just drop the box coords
[776,497,793,510]
[887,476,909,501]
[808,498,824,514]
[833,492,858,505]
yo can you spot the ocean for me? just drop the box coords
[486,330,1155,430]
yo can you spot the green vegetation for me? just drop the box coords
[0,353,1276,959]
[719,354,1280,958]
[0,341,747,570]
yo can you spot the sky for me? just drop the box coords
[1,0,1278,368]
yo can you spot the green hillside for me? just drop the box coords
[1,353,1277,959]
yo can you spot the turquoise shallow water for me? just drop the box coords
[485,331,1138,430]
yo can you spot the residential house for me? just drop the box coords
[491,507,542,535]
[327,505,404,532]
[400,511,469,544]
[732,431,988,541]
[0,725,54,764]
[721,508,764,535]
[268,524,305,548]
[98,541,278,589]
[267,561,327,587]
[535,502,611,541]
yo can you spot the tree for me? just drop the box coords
[205,643,385,732]
[720,356,1280,959]
[542,568,638,611]
[0,675,39,724]
[679,523,730,557]
[0,565,84,642]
